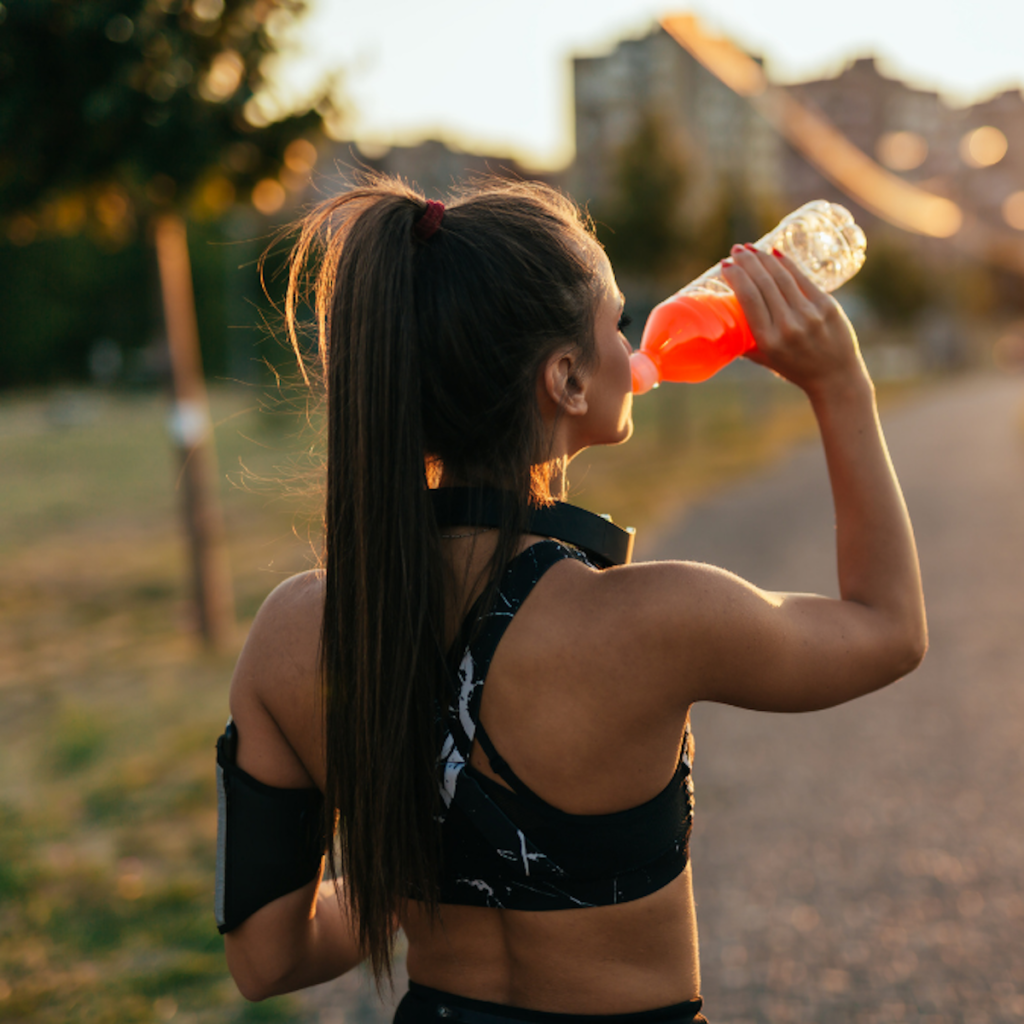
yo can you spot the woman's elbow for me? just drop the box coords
[908,629,929,672]
[233,972,274,1004]
[225,935,295,1003]
[893,616,929,678]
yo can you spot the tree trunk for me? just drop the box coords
[153,212,236,651]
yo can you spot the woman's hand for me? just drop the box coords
[721,244,868,399]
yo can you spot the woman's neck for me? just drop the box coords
[435,458,573,502]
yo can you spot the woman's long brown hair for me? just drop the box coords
[285,176,601,985]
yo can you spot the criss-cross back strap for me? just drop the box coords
[437,541,591,882]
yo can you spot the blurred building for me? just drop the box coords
[782,58,951,208]
[570,27,781,218]
[569,26,1024,245]
[325,138,541,199]
[321,25,1024,313]
[951,88,1024,233]
[783,57,1024,238]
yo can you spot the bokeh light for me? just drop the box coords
[44,194,88,236]
[193,175,236,219]
[223,140,260,174]
[117,857,144,901]
[94,186,130,228]
[199,50,244,103]
[283,138,318,174]
[241,97,270,128]
[251,178,286,215]
[7,214,36,246]
[154,997,178,1022]
[146,71,177,103]
[876,131,928,171]
[104,14,133,43]
[1002,191,1024,230]
[192,0,224,21]
[959,126,1008,168]
[993,323,1024,370]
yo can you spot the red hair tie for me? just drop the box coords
[413,200,445,241]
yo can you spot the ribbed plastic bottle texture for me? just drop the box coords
[629,201,868,394]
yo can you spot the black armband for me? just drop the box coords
[215,720,327,934]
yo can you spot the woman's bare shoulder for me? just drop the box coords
[539,555,789,710]
[555,555,735,632]
[228,571,326,787]
[531,556,722,667]
[235,570,325,685]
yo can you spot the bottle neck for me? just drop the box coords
[629,350,660,395]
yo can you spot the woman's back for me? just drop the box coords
[230,531,704,1012]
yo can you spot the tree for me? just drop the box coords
[595,111,690,283]
[853,237,933,325]
[688,176,772,272]
[0,0,328,225]
[0,0,337,649]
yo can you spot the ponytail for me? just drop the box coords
[286,175,601,985]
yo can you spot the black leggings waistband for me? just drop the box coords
[394,982,707,1024]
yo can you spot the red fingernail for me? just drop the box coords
[772,248,784,259]
[730,244,743,254]
[721,258,733,267]
[744,243,757,252]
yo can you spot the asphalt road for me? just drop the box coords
[644,372,1024,1023]
[302,372,1024,1023]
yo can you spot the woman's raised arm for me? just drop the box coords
[607,244,926,715]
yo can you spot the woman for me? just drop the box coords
[217,177,926,1022]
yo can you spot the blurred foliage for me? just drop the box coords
[0,219,266,388]
[0,232,155,386]
[688,179,777,271]
[594,112,689,282]
[852,236,934,325]
[0,0,330,222]
[0,0,335,388]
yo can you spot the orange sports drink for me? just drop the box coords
[629,287,756,393]
[628,200,868,394]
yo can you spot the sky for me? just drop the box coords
[269,0,1024,170]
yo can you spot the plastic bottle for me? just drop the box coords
[629,201,868,393]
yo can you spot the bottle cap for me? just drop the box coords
[630,351,660,395]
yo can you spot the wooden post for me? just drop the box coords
[153,213,236,651]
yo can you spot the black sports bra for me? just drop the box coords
[437,541,694,910]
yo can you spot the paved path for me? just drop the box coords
[643,373,1024,1023]
[303,373,1024,1023]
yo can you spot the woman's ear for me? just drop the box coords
[540,349,588,418]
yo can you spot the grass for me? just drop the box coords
[0,385,314,1023]
[0,369,913,1021]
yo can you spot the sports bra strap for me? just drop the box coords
[442,541,591,789]
[474,721,522,794]
[459,541,586,681]
[448,541,595,798]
